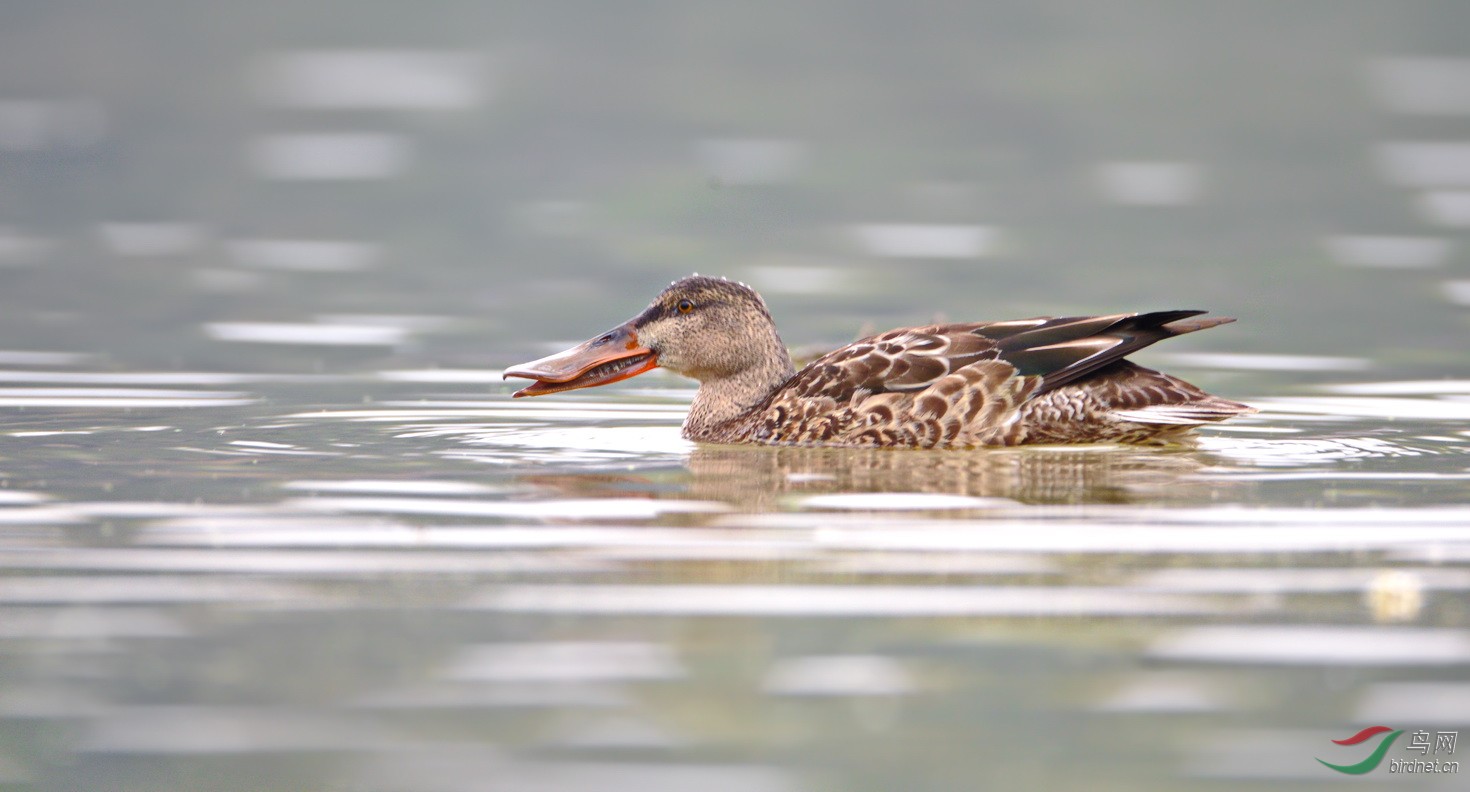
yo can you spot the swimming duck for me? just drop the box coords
[504,275,1253,447]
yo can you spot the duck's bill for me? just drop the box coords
[503,323,658,398]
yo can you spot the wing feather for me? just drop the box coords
[782,326,1003,402]
[748,310,1242,447]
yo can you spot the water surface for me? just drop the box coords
[3,357,1469,791]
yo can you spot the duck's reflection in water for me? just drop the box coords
[518,443,1220,509]
[683,444,1215,507]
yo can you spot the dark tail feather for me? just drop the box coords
[1014,310,1237,398]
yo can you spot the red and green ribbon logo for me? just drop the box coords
[1317,726,1403,774]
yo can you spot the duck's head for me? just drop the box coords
[504,275,781,397]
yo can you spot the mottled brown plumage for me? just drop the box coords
[504,275,1254,447]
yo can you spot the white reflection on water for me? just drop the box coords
[80,707,394,754]
[320,313,454,331]
[763,655,913,696]
[249,132,413,180]
[205,321,410,346]
[744,264,846,295]
[392,399,687,413]
[1200,470,1470,482]
[1323,233,1453,268]
[814,552,1054,576]
[0,607,185,639]
[1196,435,1427,465]
[1375,141,1470,187]
[287,495,729,520]
[1368,57,1470,115]
[849,223,1000,258]
[251,49,489,110]
[1093,671,1233,713]
[0,686,108,718]
[96,222,206,257]
[227,238,380,272]
[1324,378,1470,395]
[228,439,306,452]
[1074,505,1470,526]
[354,681,632,711]
[375,368,507,383]
[1132,566,1470,595]
[0,547,601,576]
[795,492,1015,511]
[0,507,83,525]
[1156,351,1369,371]
[283,479,502,495]
[134,523,781,552]
[434,425,693,465]
[69,502,302,519]
[732,512,1470,554]
[1249,396,1470,420]
[1095,160,1204,205]
[1420,189,1470,226]
[295,403,688,423]
[1395,544,1470,564]
[1355,682,1470,725]
[350,751,794,792]
[0,228,57,267]
[696,137,806,186]
[549,715,686,751]
[443,642,684,682]
[0,390,255,408]
[1444,279,1470,306]
[0,99,105,152]
[193,266,264,293]
[1149,625,1470,665]
[0,370,258,384]
[180,444,342,459]
[0,387,246,400]
[469,583,1238,617]
[0,350,86,366]
[0,575,315,605]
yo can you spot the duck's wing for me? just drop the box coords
[781,310,1230,403]
[778,324,1005,402]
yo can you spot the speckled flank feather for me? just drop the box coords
[732,358,1040,447]
[512,275,1255,447]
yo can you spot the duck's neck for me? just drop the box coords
[682,348,796,441]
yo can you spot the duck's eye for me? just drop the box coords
[676,299,694,314]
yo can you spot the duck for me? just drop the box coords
[503,275,1254,447]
